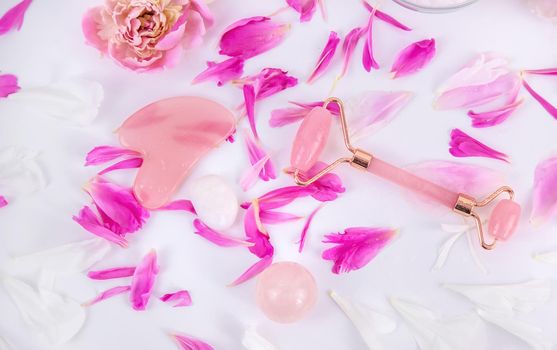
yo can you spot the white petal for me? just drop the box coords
[0,146,46,196]
[477,309,553,350]
[432,231,464,271]
[534,250,557,264]
[390,297,486,350]
[444,280,551,315]
[0,336,15,350]
[440,223,471,233]
[2,277,86,346]
[9,79,104,125]
[330,290,396,350]
[242,327,280,350]
[465,226,488,274]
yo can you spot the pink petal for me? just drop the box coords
[306,162,346,201]
[160,290,192,307]
[81,7,107,53]
[259,210,301,224]
[467,98,523,128]
[0,0,32,36]
[244,205,274,258]
[449,128,509,162]
[158,199,197,215]
[522,78,557,119]
[339,27,365,78]
[85,146,140,166]
[219,17,289,59]
[172,333,214,350]
[286,0,318,22]
[83,285,130,307]
[189,0,215,27]
[531,156,557,226]
[193,219,253,247]
[307,31,340,84]
[0,74,20,98]
[87,267,136,280]
[192,57,245,86]
[391,39,436,79]
[255,186,317,210]
[98,157,143,175]
[155,12,188,50]
[362,9,379,72]
[362,2,411,30]
[323,227,396,274]
[240,154,271,191]
[243,84,258,138]
[523,68,557,76]
[228,255,273,287]
[0,195,7,208]
[247,68,298,101]
[73,206,128,247]
[270,100,340,127]
[244,130,276,181]
[130,250,159,311]
[298,205,323,253]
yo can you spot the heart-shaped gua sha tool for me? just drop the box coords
[290,97,521,250]
[118,96,235,209]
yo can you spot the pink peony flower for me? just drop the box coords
[82,0,214,72]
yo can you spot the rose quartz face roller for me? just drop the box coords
[290,97,521,250]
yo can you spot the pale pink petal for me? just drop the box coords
[240,154,271,191]
[243,84,257,138]
[129,250,159,311]
[192,57,244,86]
[180,9,207,49]
[0,195,7,208]
[98,157,143,175]
[259,210,301,224]
[219,17,289,59]
[0,74,20,98]
[0,0,32,36]
[270,100,340,127]
[530,156,557,225]
[244,205,274,258]
[323,227,396,274]
[362,2,412,31]
[83,285,130,307]
[160,290,192,307]
[172,333,214,350]
[523,68,557,76]
[73,206,128,247]
[307,31,340,84]
[522,78,557,119]
[228,255,273,287]
[158,199,197,214]
[362,8,379,72]
[87,267,136,280]
[81,7,107,53]
[286,0,317,22]
[339,27,365,79]
[468,98,524,128]
[189,0,215,27]
[298,205,323,252]
[391,39,436,79]
[155,12,187,50]
[244,130,276,181]
[449,128,509,162]
[85,146,140,166]
[193,219,253,247]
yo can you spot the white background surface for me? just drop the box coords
[1,0,557,349]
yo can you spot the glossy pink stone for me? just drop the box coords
[488,199,521,240]
[256,262,317,323]
[118,96,235,209]
[290,106,332,172]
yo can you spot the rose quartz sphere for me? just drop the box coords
[256,262,317,323]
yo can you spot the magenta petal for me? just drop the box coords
[270,106,310,127]
[0,195,7,208]
[0,0,32,36]
[391,39,436,79]
[0,74,20,98]
[449,128,509,162]
[219,17,289,59]
[173,333,214,350]
[468,98,523,128]
[523,68,557,76]
[192,57,245,86]
[307,31,340,84]
[244,205,274,258]
[83,285,131,307]
[531,156,557,226]
[322,227,396,274]
[522,78,557,119]
[158,199,197,214]
[243,84,258,138]
[98,157,143,175]
[362,2,412,31]
[286,0,318,22]
[240,154,271,191]
[229,255,273,287]
[160,290,192,307]
[193,219,253,247]
[129,250,159,311]
[85,146,140,166]
[256,186,317,210]
[362,10,379,72]
[87,267,136,280]
[248,68,298,101]
[340,27,365,78]
[305,162,346,201]
[73,206,128,247]
[298,205,323,253]
[244,130,276,181]
[259,210,301,224]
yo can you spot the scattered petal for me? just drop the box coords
[0,73,20,98]
[173,333,214,350]
[432,231,465,271]
[363,3,411,30]
[229,255,273,287]
[298,205,323,252]
[244,130,276,182]
[72,206,128,247]
[0,195,7,208]
[243,84,258,138]
[449,128,509,162]
[158,199,197,215]
[391,39,436,79]
[0,146,46,196]
[0,335,15,350]
[160,290,192,308]
[83,285,130,307]
[523,68,557,76]
[242,327,279,350]
[87,267,136,280]
[129,250,159,311]
[307,31,340,84]
[243,68,298,101]
[84,146,140,166]
[286,0,318,22]
[244,205,274,257]
[531,156,557,225]
[467,98,523,128]
[251,186,316,211]
[362,8,379,71]
[240,154,272,191]
[339,27,365,79]
[306,161,346,202]
[534,250,557,264]
[193,57,245,86]
[0,0,32,36]
[259,210,301,224]
[193,219,253,247]
[522,78,557,119]
[322,227,396,274]
[98,157,143,175]
[270,100,339,127]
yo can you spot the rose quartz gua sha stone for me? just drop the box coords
[256,262,317,323]
[118,96,235,209]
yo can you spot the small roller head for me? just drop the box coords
[488,199,521,240]
[290,106,332,173]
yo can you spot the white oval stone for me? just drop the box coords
[187,175,239,230]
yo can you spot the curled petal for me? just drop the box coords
[298,205,323,252]
[83,285,130,307]
[229,255,273,287]
[307,31,340,84]
[247,68,298,100]
[158,199,197,214]
[0,195,7,208]
[244,205,274,258]
[219,17,289,59]
[129,250,159,311]
[449,128,508,162]
[531,156,557,225]
[323,227,396,274]
[72,206,128,247]
[286,0,317,22]
[362,2,411,31]
[0,0,32,36]
[0,74,20,98]
[522,78,557,119]
[391,39,436,79]
[98,157,143,175]
[87,267,136,280]
[339,27,365,79]
[240,155,271,191]
[362,9,379,71]
[85,145,140,166]
[244,130,276,181]
[467,98,523,128]
[193,219,253,247]
[160,290,192,307]
[173,333,214,350]
[193,57,245,86]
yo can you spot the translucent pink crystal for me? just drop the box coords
[488,199,521,240]
[290,106,332,172]
[118,96,235,209]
